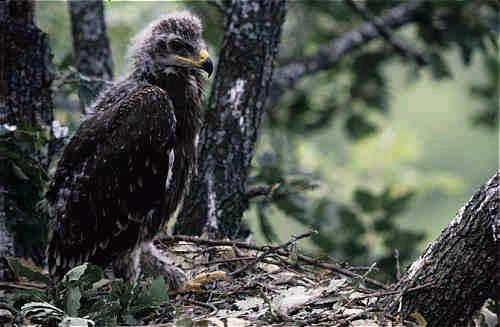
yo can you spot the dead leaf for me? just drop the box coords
[410,311,427,327]
[351,319,380,326]
[235,297,264,311]
[182,271,228,293]
[271,286,324,316]
[257,262,280,273]
[191,271,228,284]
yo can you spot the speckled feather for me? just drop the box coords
[46,11,205,280]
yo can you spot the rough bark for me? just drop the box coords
[175,0,288,238]
[68,0,113,112]
[381,172,498,326]
[495,197,500,318]
[267,0,425,109]
[0,0,53,128]
[0,186,13,281]
[0,0,53,276]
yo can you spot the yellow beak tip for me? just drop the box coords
[199,49,210,61]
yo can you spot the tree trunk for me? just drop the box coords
[0,0,53,276]
[0,186,13,281]
[496,204,500,319]
[0,0,53,129]
[381,172,498,326]
[68,0,113,112]
[175,0,288,238]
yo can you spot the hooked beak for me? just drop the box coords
[176,49,213,77]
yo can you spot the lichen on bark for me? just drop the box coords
[175,0,288,238]
[68,0,113,112]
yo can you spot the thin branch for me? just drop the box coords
[157,234,388,290]
[345,0,427,66]
[183,298,218,318]
[246,183,280,200]
[229,230,316,277]
[352,281,435,301]
[0,281,46,291]
[267,0,426,109]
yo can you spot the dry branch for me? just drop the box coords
[345,0,427,66]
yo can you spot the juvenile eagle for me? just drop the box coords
[46,11,213,281]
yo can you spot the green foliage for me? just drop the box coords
[3,260,171,326]
[253,0,497,280]
[469,54,499,128]
[0,124,50,263]
[250,136,422,279]
[344,113,378,141]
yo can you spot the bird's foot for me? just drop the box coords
[141,241,187,291]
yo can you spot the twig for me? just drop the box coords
[0,281,46,291]
[246,183,280,200]
[183,298,218,318]
[229,230,316,277]
[199,255,256,266]
[345,0,427,66]
[352,281,435,301]
[157,234,389,290]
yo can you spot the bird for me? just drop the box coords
[46,11,213,283]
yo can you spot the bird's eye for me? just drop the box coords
[169,39,185,52]
[157,39,168,50]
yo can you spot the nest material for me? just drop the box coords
[148,233,411,326]
[1,232,426,326]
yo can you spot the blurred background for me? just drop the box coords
[36,1,498,280]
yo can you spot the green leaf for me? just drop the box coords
[65,286,82,317]
[80,264,104,288]
[344,113,378,141]
[63,263,88,283]
[381,190,415,217]
[148,277,168,304]
[353,189,379,212]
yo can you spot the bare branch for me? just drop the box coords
[267,0,425,109]
[246,183,281,200]
[345,0,427,66]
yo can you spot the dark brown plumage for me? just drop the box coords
[46,11,212,281]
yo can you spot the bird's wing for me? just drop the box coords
[47,85,176,276]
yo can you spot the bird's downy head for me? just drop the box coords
[128,11,213,80]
